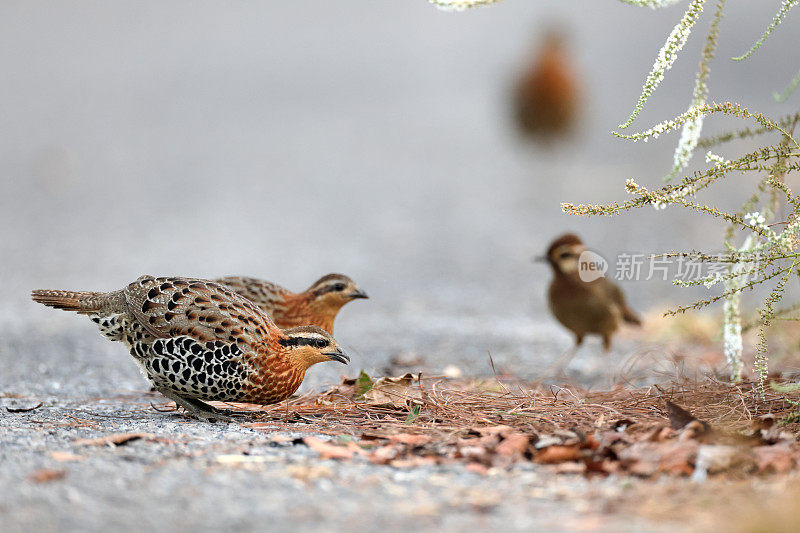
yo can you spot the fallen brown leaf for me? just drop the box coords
[476,425,516,437]
[285,464,333,482]
[753,444,795,474]
[303,437,365,460]
[389,456,438,468]
[362,373,423,409]
[495,433,532,457]
[208,401,263,412]
[369,445,401,464]
[29,468,66,483]
[266,434,296,445]
[659,444,701,476]
[534,445,583,464]
[618,441,699,477]
[387,433,432,446]
[50,451,84,462]
[550,461,588,474]
[216,455,272,466]
[457,445,489,462]
[678,420,710,442]
[464,462,489,475]
[75,432,154,446]
[642,426,673,442]
[459,435,499,449]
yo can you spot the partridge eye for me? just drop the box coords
[315,339,327,348]
[333,283,346,292]
[560,252,572,259]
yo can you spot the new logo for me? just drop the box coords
[578,250,608,282]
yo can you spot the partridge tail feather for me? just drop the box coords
[31,289,107,314]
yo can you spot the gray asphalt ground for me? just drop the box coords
[2,1,799,531]
[1,392,678,533]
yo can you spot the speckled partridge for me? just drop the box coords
[32,275,348,421]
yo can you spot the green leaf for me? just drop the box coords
[355,370,374,396]
[405,405,421,425]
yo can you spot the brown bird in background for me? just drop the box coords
[537,234,641,352]
[32,275,348,422]
[215,273,367,334]
[514,27,581,141]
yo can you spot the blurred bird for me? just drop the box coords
[31,275,348,422]
[514,27,581,142]
[536,234,641,351]
[215,274,367,334]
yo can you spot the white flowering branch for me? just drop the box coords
[665,0,725,181]
[618,0,706,129]
[723,235,756,381]
[754,258,797,394]
[428,0,502,11]
[431,0,690,10]
[613,101,800,152]
[775,68,800,103]
[617,0,687,8]
[705,150,726,166]
[732,0,798,62]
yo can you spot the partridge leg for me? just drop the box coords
[156,388,236,423]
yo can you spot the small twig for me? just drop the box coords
[150,402,177,413]
[6,402,43,413]
[487,351,510,393]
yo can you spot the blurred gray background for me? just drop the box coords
[1,0,798,394]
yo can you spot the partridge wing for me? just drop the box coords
[214,276,290,313]
[123,275,276,344]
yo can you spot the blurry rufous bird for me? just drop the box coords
[215,273,367,334]
[31,275,349,422]
[536,234,641,351]
[514,27,581,141]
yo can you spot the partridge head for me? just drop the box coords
[216,273,367,334]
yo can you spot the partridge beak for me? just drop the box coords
[349,288,369,300]
[324,349,350,364]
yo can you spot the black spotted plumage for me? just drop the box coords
[91,314,127,341]
[141,336,250,401]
